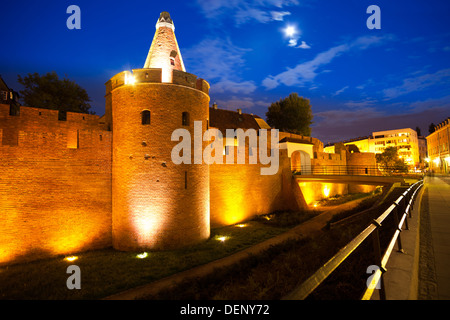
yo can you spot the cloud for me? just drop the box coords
[383,68,450,99]
[270,11,291,21]
[297,41,311,49]
[342,99,376,108]
[312,97,450,143]
[183,37,257,95]
[333,85,349,96]
[262,43,348,89]
[212,79,257,94]
[262,35,392,89]
[408,94,450,113]
[195,0,299,25]
[288,38,298,47]
[214,96,271,110]
[183,37,250,80]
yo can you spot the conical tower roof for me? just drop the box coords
[143,12,186,74]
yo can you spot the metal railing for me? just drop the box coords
[292,165,418,177]
[283,179,424,300]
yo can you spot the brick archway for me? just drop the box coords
[291,150,311,174]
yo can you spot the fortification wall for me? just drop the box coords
[311,150,347,174]
[0,104,112,266]
[209,149,298,227]
[279,132,323,154]
[347,152,379,193]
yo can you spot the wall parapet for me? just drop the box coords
[105,68,210,96]
[0,103,110,147]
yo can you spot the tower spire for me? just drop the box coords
[143,11,186,81]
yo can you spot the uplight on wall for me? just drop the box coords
[136,252,148,259]
[125,73,136,85]
[323,185,330,198]
[64,256,78,262]
[216,236,228,242]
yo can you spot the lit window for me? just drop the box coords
[142,110,151,125]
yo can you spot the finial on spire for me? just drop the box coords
[156,11,174,30]
[159,12,173,24]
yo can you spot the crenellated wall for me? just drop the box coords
[0,104,112,266]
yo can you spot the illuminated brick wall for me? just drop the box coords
[209,149,299,227]
[0,104,112,266]
[347,152,378,193]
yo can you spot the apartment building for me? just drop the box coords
[325,128,421,168]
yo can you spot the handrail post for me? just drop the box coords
[393,202,404,253]
[371,220,386,300]
[403,197,410,231]
[408,187,415,218]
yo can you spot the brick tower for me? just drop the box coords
[106,12,211,251]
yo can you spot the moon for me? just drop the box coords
[284,25,296,37]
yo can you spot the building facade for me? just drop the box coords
[426,118,450,173]
[325,128,422,169]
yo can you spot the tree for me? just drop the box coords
[415,126,421,137]
[265,93,313,136]
[17,72,94,118]
[429,123,436,134]
[376,146,408,173]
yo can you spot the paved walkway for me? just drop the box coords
[370,181,423,300]
[418,175,450,300]
[375,176,450,300]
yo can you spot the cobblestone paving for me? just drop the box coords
[418,187,439,299]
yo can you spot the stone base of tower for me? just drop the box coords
[111,164,211,252]
[111,225,210,252]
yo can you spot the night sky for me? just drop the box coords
[1,0,449,144]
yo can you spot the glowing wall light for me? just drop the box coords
[64,256,78,262]
[235,224,247,228]
[323,185,331,198]
[125,73,136,85]
[216,236,228,242]
[136,252,148,259]
[433,158,440,165]
[161,67,172,83]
